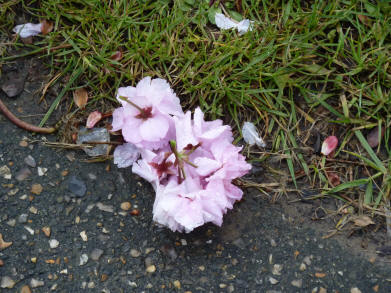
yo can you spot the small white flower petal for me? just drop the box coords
[215,13,237,30]
[242,122,266,147]
[237,19,253,35]
[13,23,42,38]
[114,143,140,168]
[215,13,253,35]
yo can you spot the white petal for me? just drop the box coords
[13,23,42,38]
[113,143,140,168]
[242,122,266,147]
[215,13,237,30]
[237,19,253,35]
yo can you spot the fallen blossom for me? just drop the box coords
[321,136,338,156]
[242,122,266,147]
[86,111,102,128]
[112,78,251,233]
[111,77,183,150]
[215,13,253,35]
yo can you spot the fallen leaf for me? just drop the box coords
[358,14,370,26]
[321,136,338,156]
[86,111,103,128]
[73,88,89,109]
[367,126,384,148]
[0,233,12,250]
[40,20,53,35]
[353,215,375,227]
[326,171,340,187]
[110,51,123,61]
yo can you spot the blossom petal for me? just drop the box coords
[242,122,266,147]
[13,23,42,38]
[114,143,140,168]
[86,111,103,128]
[139,114,169,142]
[321,136,338,156]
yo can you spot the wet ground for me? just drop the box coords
[1,56,391,292]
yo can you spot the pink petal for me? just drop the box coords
[86,111,102,128]
[122,117,143,143]
[111,107,125,131]
[139,114,169,142]
[321,136,338,156]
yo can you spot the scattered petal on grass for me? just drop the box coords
[86,111,102,128]
[13,23,42,38]
[215,13,253,35]
[326,172,340,187]
[352,215,374,227]
[321,136,338,156]
[73,88,89,109]
[242,122,266,147]
[13,20,53,38]
[367,126,384,148]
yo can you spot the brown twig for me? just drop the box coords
[0,98,56,134]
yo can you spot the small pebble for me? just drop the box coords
[0,234,13,250]
[272,264,283,275]
[80,231,88,241]
[146,265,156,273]
[120,202,131,211]
[31,184,43,195]
[16,168,32,181]
[79,254,88,266]
[67,176,86,197]
[87,281,95,288]
[29,206,38,214]
[20,285,32,293]
[269,277,279,285]
[31,257,37,263]
[24,155,36,167]
[96,202,114,213]
[6,219,16,227]
[30,279,44,288]
[18,214,28,223]
[291,279,303,288]
[303,255,312,266]
[91,248,104,261]
[350,288,361,293]
[299,263,306,271]
[318,287,327,293]
[130,249,141,258]
[49,239,59,249]
[24,226,34,235]
[173,280,181,289]
[0,165,12,179]
[19,140,28,147]
[42,227,51,237]
[37,167,47,176]
[1,276,15,288]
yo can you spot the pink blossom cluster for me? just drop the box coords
[112,77,251,232]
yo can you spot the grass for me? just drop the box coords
[1,0,391,223]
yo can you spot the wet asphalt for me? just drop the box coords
[1,109,391,292]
